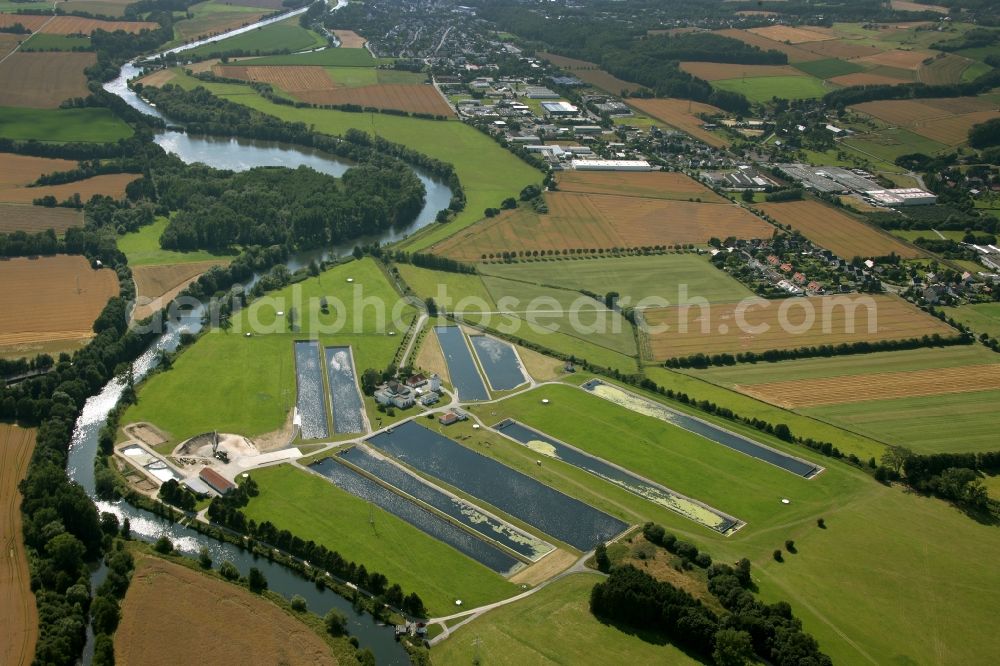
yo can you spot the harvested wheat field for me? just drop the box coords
[628,98,729,148]
[795,39,883,60]
[136,69,176,87]
[61,0,138,17]
[852,97,1000,146]
[890,0,947,13]
[829,71,910,87]
[854,49,934,71]
[747,25,837,44]
[0,204,83,234]
[737,363,1000,409]
[132,260,227,320]
[556,170,726,202]
[0,154,77,188]
[433,193,772,262]
[0,15,49,32]
[757,200,920,259]
[538,52,641,94]
[333,29,366,48]
[0,52,95,108]
[679,62,806,81]
[918,54,979,85]
[644,294,956,360]
[715,29,823,63]
[115,555,337,666]
[296,83,453,116]
[0,424,36,666]
[214,64,336,92]
[0,255,118,356]
[0,173,138,204]
[40,15,158,35]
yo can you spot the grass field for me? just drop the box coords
[711,75,835,102]
[171,1,267,43]
[243,47,376,67]
[851,97,1000,147]
[756,199,920,259]
[243,464,519,615]
[294,83,452,116]
[158,71,540,251]
[844,126,949,161]
[116,554,342,666]
[117,217,238,266]
[432,194,772,263]
[793,58,865,79]
[0,255,119,358]
[449,382,1000,665]
[0,14,156,34]
[123,258,411,447]
[132,260,229,320]
[0,106,132,142]
[555,170,725,203]
[20,34,91,51]
[627,97,729,148]
[679,61,806,81]
[643,293,955,360]
[187,16,325,58]
[478,254,754,306]
[433,574,699,665]
[0,424,36,666]
[942,302,1000,339]
[0,51,95,108]
[0,203,82,234]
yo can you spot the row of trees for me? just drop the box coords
[878,446,1000,513]
[664,333,971,369]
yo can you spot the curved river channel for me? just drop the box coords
[70,4,442,662]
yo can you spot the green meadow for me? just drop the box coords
[122,259,412,449]
[942,302,1000,339]
[0,107,132,143]
[844,127,948,161]
[712,75,834,102]
[243,48,375,67]
[243,464,519,615]
[118,217,237,266]
[793,58,864,79]
[187,17,326,57]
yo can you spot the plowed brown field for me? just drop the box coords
[0,52,95,108]
[679,62,806,81]
[854,49,934,71]
[132,260,227,321]
[333,30,366,48]
[757,200,920,259]
[214,64,337,92]
[890,0,947,13]
[0,204,83,234]
[0,255,119,355]
[794,40,882,60]
[0,14,156,34]
[538,52,641,94]
[295,83,453,116]
[433,193,772,262]
[0,154,77,187]
[830,71,910,87]
[918,54,978,85]
[716,29,823,62]
[627,98,730,148]
[0,424,36,666]
[136,69,176,87]
[737,363,1000,409]
[0,173,138,204]
[115,556,336,666]
[556,170,726,202]
[643,294,955,360]
[747,25,838,44]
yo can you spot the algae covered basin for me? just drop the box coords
[495,419,740,534]
[293,340,330,440]
[583,380,822,478]
[325,346,366,434]
[366,420,627,550]
[310,457,520,574]
[435,326,489,401]
[470,335,527,391]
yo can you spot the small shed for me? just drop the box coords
[199,467,235,495]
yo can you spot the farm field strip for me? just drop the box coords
[295,83,454,116]
[555,169,726,202]
[0,13,156,34]
[582,380,822,478]
[756,199,920,259]
[131,260,225,320]
[715,29,824,62]
[737,362,1000,409]
[309,457,522,574]
[0,173,138,203]
[851,97,1000,146]
[537,51,642,94]
[627,97,730,147]
[0,153,77,186]
[0,255,119,352]
[366,419,629,551]
[0,424,36,666]
[493,418,743,533]
[0,203,82,234]
[332,29,366,48]
[214,64,337,91]
[747,24,838,44]
[0,52,95,108]
[643,294,956,359]
[679,61,807,81]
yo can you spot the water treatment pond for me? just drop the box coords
[495,420,740,534]
[294,341,330,440]
[326,346,366,434]
[309,458,520,574]
[366,420,627,550]
[435,326,489,401]
[340,445,553,561]
[583,380,822,478]
[470,335,527,391]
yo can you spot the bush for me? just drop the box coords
[248,567,268,593]
[153,536,173,554]
[198,546,212,569]
[773,549,783,562]
[817,518,826,529]
[290,594,308,612]
[325,608,348,636]
[219,560,240,581]
[785,540,796,554]
[595,542,611,572]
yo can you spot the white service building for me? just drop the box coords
[571,159,652,172]
[866,188,938,207]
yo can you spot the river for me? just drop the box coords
[69,2,439,662]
